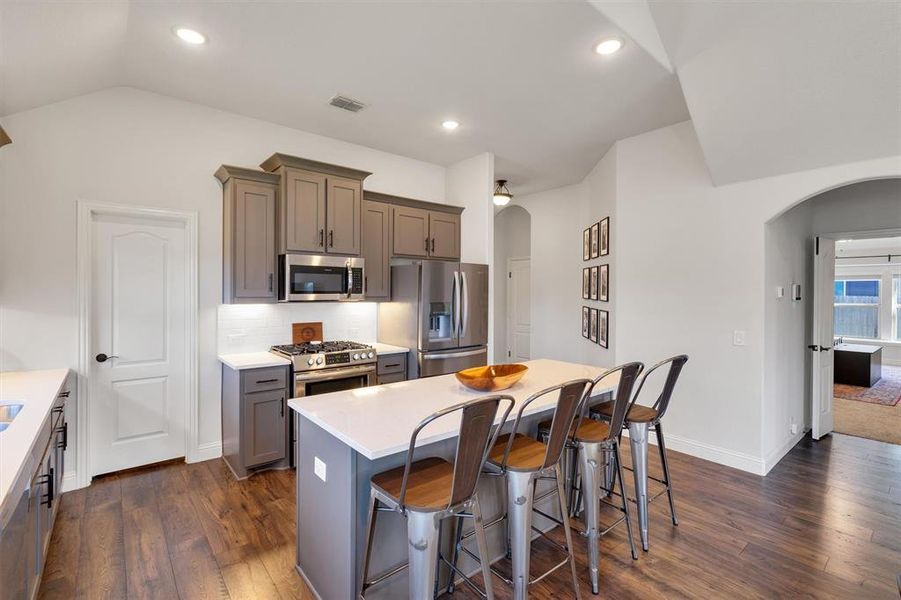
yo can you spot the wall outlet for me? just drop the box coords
[790,422,798,435]
[732,330,746,346]
[314,456,327,482]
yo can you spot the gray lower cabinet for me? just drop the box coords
[222,364,290,479]
[0,373,70,600]
[216,165,280,304]
[361,200,391,299]
[376,353,408,385]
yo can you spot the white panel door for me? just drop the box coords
[90,213,187,475]
[812,237,835,440]
[507,258,531,361]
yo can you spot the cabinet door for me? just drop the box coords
[242,389,287,468]
[234,179,277,300]
[392,205,430,257]
[361,200,390,299]
[326,176,362,255]
[429,212,460,259]
[283,168,327,253]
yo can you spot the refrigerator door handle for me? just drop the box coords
[422,348,487,360]
[460,271,469,337]
[452,270,461,337]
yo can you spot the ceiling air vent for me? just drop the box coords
[329,95,366,113]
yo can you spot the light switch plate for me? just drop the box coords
[733,330,746,346]
[776,286,784,298]
[314,457,327,482]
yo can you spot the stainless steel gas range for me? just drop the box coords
[270,341,377,399]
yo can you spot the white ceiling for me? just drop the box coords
[647,0,901,185]
[2,1,899,192]
[0,1,688,195]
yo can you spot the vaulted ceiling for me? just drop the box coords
[1,1,899,193]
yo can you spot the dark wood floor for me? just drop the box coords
[38,433,901,599]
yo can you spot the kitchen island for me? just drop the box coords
[288,358,614,599]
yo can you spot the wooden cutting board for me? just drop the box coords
[292,322,323,344]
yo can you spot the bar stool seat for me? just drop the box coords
[370,457,455,512]
[591,400,658,423]
[488,433,547,471]
[572,418,611,442]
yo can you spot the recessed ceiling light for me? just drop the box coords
[441,120,460,131]
[595,38,623,55]
[174,27,206,45]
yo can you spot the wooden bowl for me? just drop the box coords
[455,364,528,392]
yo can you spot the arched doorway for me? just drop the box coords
[494,205,531,362]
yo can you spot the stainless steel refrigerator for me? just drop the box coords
[378,261,489,378]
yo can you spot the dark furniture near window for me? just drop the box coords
[834,344,882,387]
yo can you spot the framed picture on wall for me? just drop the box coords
[589,308,599,343]
[582,306,590,338]
[599,264,609,302]
[582,268,590,299]
[600,217,610,256]
[583,228,590,261]
[598,309,609,348]
[589,265,598,300]
[590,222,600,259]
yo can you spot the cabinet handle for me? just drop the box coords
[364,276,368,293]
[329,230,334,248]
[256,378,279,384]
[58,422,68,451]
[319,229,324,247]
[385,363,400,368]
[58,391,70,398]
[280,397,285,417]
[268,273,273,292]
[431,238,435,252]
[425,238,429,251]
[41,469,54,508]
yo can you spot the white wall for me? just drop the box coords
[0,87,447,467]
[614,120,899,474]
[493,205,531,360]
[513,146,618,367]
[445,153,496,358]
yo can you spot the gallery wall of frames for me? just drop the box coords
[581,216,610,348]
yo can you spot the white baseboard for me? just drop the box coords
[762,429,808,475]
[621,429,766,475]
[61,471,85,493]
[190,440,223,463]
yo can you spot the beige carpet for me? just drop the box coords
[834,365,901,445]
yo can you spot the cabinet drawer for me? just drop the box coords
[377,354,407,375]
[242,367,288,394]
[377,372,406,385]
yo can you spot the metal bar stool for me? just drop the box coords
[570,362,644,594]
[591,355,688,552]
[359,394,514,600]
[447,379,592,600]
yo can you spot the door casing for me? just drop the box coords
[76,201,198,490]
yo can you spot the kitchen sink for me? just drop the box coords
[0,403,24,431]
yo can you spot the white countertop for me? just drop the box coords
[0,369,70,512]
[368,342,410,357]
[289,359,614,460]
[218,352,291,370]
[834,343,881,354]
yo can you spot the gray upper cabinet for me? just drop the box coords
[392,205,431,257]
[216,166,279,304]
[282,168,327,253]
[361,200,391,299]
[428,211,460,260]
[326,176,362,255]
[260,153,371,257]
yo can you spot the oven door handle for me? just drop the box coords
[294,364,376,382]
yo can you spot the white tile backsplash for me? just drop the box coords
[217,303,379,354]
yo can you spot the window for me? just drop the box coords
[895,276,901,341]
[834,278,879,339]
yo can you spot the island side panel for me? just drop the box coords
[296,413,357,600]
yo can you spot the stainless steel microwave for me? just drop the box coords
[278,254,364,302]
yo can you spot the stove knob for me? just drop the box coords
[316,357,323,365]
[353,353,360,360]
[368,352,374,359]
[307,358,315,366]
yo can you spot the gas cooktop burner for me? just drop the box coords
[271,341,372,355]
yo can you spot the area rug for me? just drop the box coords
[834,365,901,407]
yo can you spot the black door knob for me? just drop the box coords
[95,353,118,363]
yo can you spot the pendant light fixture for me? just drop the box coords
[493,179,512,206]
